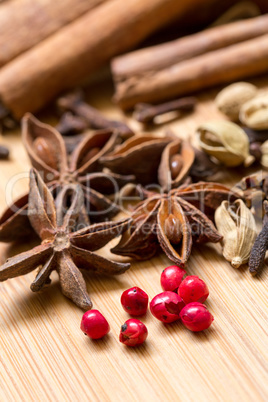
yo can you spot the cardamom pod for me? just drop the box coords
[197,121,254,167]
[215,199,257,268]
[240,94,268,129]
[215,82,257,121]
[260,140,268,168]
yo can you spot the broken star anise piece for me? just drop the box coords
[101,132,195,188]
[0,169,131,310]
[100,134,173,185]
[112,182,240,267]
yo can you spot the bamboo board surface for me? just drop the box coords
[0,78,267,402]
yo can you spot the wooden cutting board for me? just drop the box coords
[0,78,267,402]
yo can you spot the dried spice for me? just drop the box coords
[0,144,9,159]
[63,133,86,154]
[236,172,268,213]
[112,15,268,110]
[240,94,268,130]
[215,199,257,268]
[249,142,263,162]
[158,138,195,190]
[198,121,254,167]
[112,182,240,267]
[244,126,268,163]
[101,133,195,188]
[210,1,260,26]
[249,200,268,275]
[189,147,220,182]
[243,127,268,144]
[0,114,134,242]
[260,140,268,168]
[215,82,257,121]
[0,194,31,242]
[56,112,89,136]
[57,90,134,140]
[133,97,196,124]
[0,103,17,131]
[100,134,174,185]
[0,169,131,309]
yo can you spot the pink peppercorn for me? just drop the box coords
[178,275,209,304]
[150,291,185,323]
[161,265,186,292]
[180,302,214,332]
[119,319,148,347]
[80,310,110,339]
[121,286,149,316]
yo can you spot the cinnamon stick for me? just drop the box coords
[112,14,268,79]
[113,33,268,110]
[0,0,107,68]
[0,0,209,119]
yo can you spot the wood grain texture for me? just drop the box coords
[0,78,267,402]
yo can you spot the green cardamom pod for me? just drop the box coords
[215,199,257,268]
[215,82,257,121]
[197,120,254,167]
[240,94,268,130]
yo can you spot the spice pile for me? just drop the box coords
[81,267,214,347]
[0,82,267,314]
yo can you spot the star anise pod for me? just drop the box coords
[101,133,194,188]
[112,182,240,267]
[0,169,130,309]
[0,114,134,242]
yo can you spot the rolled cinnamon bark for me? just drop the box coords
[0,0,210,119]
[113,33,268,110]
[0,0,107,67]
[112,14,268,80]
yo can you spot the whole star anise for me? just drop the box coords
[0,114,134,242]
[0,169,130,309]
[112,182,240,267]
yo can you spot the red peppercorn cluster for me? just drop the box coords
[80,286,149,347]
[80,266,214,346]
[151,266,214,332]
